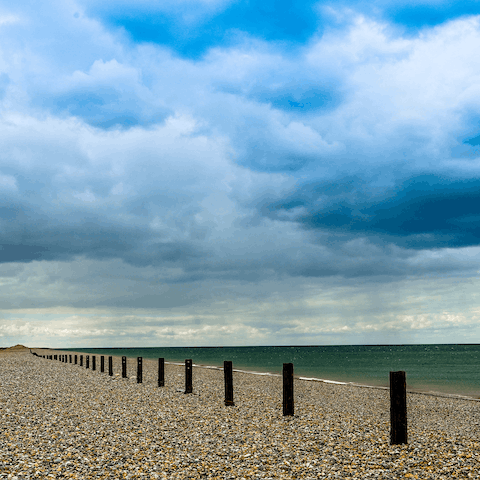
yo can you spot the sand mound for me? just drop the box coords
[0,344,30,355]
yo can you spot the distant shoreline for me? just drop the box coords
[33,346,480,402]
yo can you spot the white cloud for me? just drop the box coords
[0,15,20,26]
[0,173,17,191]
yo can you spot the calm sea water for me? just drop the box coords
[64,344,480,398]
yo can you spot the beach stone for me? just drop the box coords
[0,346,479,479]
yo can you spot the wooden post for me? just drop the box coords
[54,355,57,360]
[122,356,127,378]
[74,355,77,365]
[185,359,193,394]
[283,363,294,416]
[108,356,113,376]
[390,371,407,445]
[69,355,72,363]
[92,356,96,371]
[224,361,234,406]
[80,355,83,366]
[101,356,105,373]
[137,357,143,384]
[158,358,165,387]
[86,355,90,369]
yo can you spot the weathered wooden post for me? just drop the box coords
[80,355,83,366]
[69,355,72,363]
[283,363,294,416]
[137,357,143,384]
[74,354,77,364]
[92,355,96,371]
[108,356,113,376]
[224,361,234,406]
[86,355,90,369]
[390,371,407,444]
[185,359,193,394]
[122,356,127,378]
[54,354,57,360]
[101,356,105,373]
[158,358,165,387]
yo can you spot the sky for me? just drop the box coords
[2,0,480,347]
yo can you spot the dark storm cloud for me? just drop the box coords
[265,174,480,249]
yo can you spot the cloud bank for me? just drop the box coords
[1,0,480,346]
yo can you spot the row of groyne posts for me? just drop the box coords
[31,351,407,445]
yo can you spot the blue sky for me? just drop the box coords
[2,0,480,347]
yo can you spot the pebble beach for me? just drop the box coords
[1,346,479,479]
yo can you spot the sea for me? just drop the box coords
[63,344,480,399]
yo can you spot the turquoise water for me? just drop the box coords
[63,344,480,398]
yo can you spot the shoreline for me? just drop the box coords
[40,347,480,402]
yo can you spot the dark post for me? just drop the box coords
[74,354,77,364]
[80,355,83,366]
[122,356,127,378]
[86,355,90,369]
[69,355,72,363]
[108,356,113,376]
[185,359,193,394]
[390,371,407,444]
[224,361,234,406]
[101,356,105,373]
[54,355,57,360]
[283,363,294,416]
[137,357,143,384]
[158,358,165,387]
[92,356,96,371]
